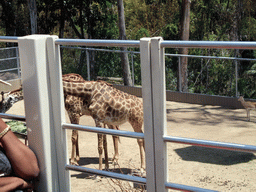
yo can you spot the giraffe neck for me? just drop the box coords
[62,80,95,99]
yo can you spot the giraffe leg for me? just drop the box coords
[130,121,146,172]
[71,130,79,165]
[95,121,106,170]
[103,133,109,170]
[97,133,104,170]
[108,124,119,165]
[137,138,146,171]
[76,130,80,163]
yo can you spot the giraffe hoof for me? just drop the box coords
[111,157,119,165]
[131,169,146,178]
[70,160,79,166]
[88,175,102,181]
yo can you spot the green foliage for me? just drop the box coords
[1,0,256,98]
[6,120,27,134]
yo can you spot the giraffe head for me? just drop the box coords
[238,96,244,102]
[0,87,24,113]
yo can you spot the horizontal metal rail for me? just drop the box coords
[61,46,140,54]
[165,53,256,61]
[164,135,256,153]
[0,47,18,51]
[62,123,144,139]
[0,57,19,62]
[66,164,146,185]
[165,182,218,192]
[0,113,26,121]
[56,39,140,48]
[0,36,19,43]
[161,40,256,49]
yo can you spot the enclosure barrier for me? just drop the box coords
[1,35,256,192]
[61,45,256,99]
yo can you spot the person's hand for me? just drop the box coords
[0,176,35,192]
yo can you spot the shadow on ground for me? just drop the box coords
[175,146,256,165]
[71,167,133,179]
[166,105,255,127]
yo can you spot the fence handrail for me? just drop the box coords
[161,40,256,49]
[62,123,144,139]
[164,135,256,153]
[56,38,140,47]
[0,36,19,43]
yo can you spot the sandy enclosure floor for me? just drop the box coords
[6,100,256,192]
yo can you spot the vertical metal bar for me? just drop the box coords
[46,36,71,192]
[235,59,238,97]
[140,37,155,192]
[18,35,59,192]
[131,52,135,86]
[16,47,21,79]
[178,56,182,92]
[151,37,167,192]
[86,50,90,81]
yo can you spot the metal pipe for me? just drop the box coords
[0,113,25,121]
[131,52,135,86]
[66,164,146,185]
[62,123,144,139]
[56,39,140,48]
[165,53,256,61]
[0,36,19,43]
[178,56,182,92]
[161,40,256,49]
[86,50,90,81]
[163,135,256,153]
[165,182,218,192]
[235,59,238,97]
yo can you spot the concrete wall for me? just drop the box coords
[0,78,22,92]
[113,84,251,109]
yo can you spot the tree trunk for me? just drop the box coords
[59,0,65,38]
[117,0,132,86]
[27,0,37,34]
[178,0,191,92]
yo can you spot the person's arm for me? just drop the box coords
[0,118,39,180]
[0,177,33,192]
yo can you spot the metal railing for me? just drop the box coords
[61,46,256,98]
[2,35,256,192]
[0,47,21,80]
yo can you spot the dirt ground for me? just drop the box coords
[6,99,256,192]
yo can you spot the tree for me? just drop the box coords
[117,0,132,86]
[178,0,191,92]
[27,0,37,34]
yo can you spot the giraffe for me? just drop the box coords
[4,79,119,170]
[62,76,145,172]
[0,87,23,113]
[63,73,120,170]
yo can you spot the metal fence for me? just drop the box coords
[0,47,21,80]
[1,35,256,192]
[61,46,256,98]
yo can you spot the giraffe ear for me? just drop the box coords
[0,79,11,86]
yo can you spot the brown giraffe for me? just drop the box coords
[4,77,120,170]
[0,87,24,113]
[62,76,145,171]
[63,73,120,170]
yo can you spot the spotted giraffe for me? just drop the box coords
[63,73,120,169]
[62,75,145,172]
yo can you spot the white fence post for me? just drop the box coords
[18,35,59,191]
[46,36,70,192]
[140,37,156,192]
[150,37,167,192]
[141,37,167,191]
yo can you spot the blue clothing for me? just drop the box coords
[0,147,12,177]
